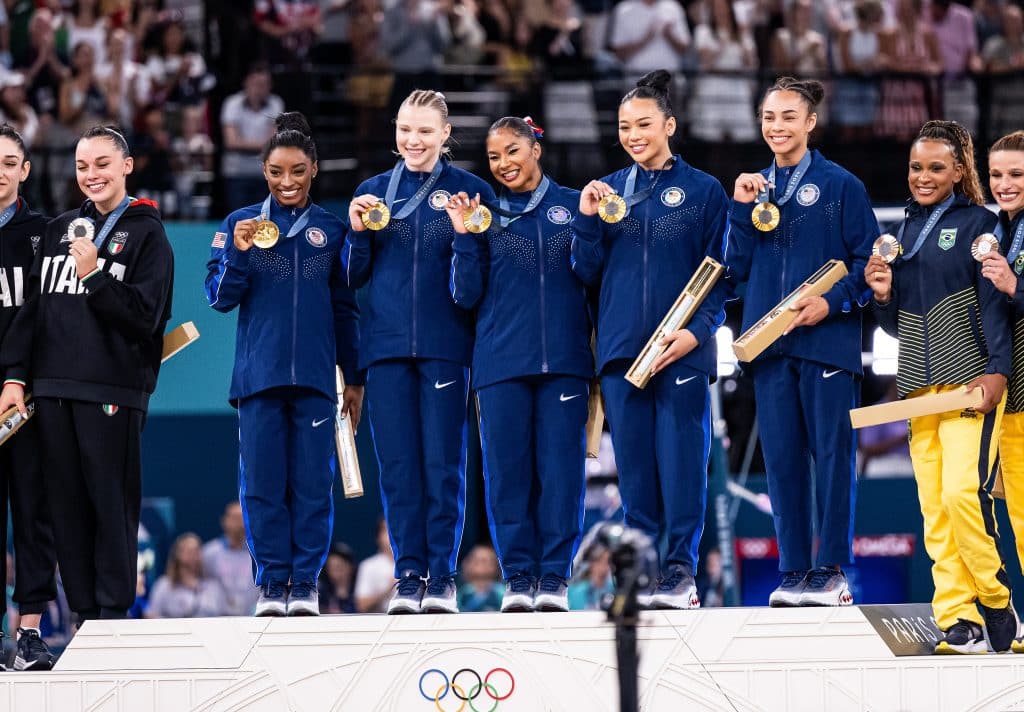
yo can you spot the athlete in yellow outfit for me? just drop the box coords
[980,132,1024,651]
[866,122,1016,654]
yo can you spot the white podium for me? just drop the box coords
[2,605,1023,711]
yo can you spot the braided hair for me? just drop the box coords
[916,120,984,206]
[760,76,825,114]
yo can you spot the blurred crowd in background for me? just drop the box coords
[0,0,1022,216]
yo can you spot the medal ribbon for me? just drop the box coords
[88,195,133,250]
[491,175,550,228]
[383,159,443,220]
[261,195,312,239]
[619,158,675,217]
[758,149,813,206]
[896,193,955,261]
[996,217,1024,264]
[0,199,18,230]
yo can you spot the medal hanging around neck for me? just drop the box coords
[598,158,674,224]
[365,159,444,231]
[254,195,311,248]
[752,151,812,233]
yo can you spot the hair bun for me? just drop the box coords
[636,69,672,96]
[275,111,312,137]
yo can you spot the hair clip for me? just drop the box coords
[524,116,544,139]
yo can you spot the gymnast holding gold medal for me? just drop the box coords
[571,70,732,610]
[342,90,495,615]
[206,112,364,618]
[726,77,878,609]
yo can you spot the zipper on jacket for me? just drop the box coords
[919,259,930,383]
[291,231,299,384]
[537,220,549,373]
[411,182,421,358]
[642,202,649,330]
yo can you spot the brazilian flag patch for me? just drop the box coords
[1015,254,1024,274]
[938,228,957,250]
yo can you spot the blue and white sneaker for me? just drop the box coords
[797,567,853,607]
[286,581,320,616]
[255,580,288,617]
[768,570,809,607]
[651,565,700,610]
[534,574,569,612]
[501,574,536,612]
[388,572,425,615]
[421,575,459,614]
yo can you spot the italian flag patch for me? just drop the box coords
[102,404,118,416]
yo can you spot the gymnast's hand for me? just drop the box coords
[348,194,381,232]
[342,385,364,432]
[444,192,479,235]
[650,328,698,376]
[966,373,1007,415]
[784,295,829,334]
[579,180,615,217]
[865,254,893,304]
[733,173,773,203]
[979,251,1017,298]
[0,382,26,418]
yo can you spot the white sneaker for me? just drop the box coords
[768,570,809,607]
[421,576,459,614]
[286,582,320,616]
[255,581,288,617]
[650,565,700,610]
[387,572,425,615]
[534,574,569,612]
[500,574,535,612]
[797,567,853,606]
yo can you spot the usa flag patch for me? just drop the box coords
[212,231,227,248]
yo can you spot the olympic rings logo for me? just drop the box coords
[418,668,515,711]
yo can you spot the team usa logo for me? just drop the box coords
[429,190,452,210]
[211,231,227,249]
[661,187,685,207]
[419,667,515,710]
[305,227,327,248]
[547,205,571,224]
[796,184,820,206]
[107,231,129,255]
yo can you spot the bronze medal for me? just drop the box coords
[252,219,280,249]
[751,201,781,232]
[361,202,391,231]
[872,234,902,264]
[597,194,626,224]
[971,233,1000,262]
[464,205,493,234]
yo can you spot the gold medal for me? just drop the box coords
[67,217,95,242]
[361,202,391,231]
[751,201,781,232]
[597,194,626,224]
[464,205,492,234]
[252,219,280,249]
[971,233,1000,262]
[872,233,902,264]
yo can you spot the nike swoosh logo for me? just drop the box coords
[435,380,456,389]
[312,417,331,428]
[675,376,697,386]
[559,393,583,402]
[822,369,842,379]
